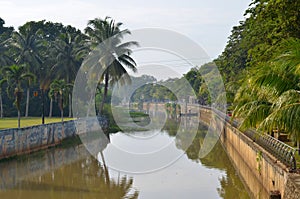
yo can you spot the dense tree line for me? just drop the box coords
[0,17,137,126]
[167,0,300,149]
[215,0,300,150]
[1,0,299,147]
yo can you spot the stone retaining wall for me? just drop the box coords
[200,108,300,199]
[0,117,108,160]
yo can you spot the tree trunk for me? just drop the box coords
[297,139,300,155]
[68,94,72,117]
[61,108,64,122]
[49,98,53,117]
[0,93,3,118]
[41,89,45,124]
[25,87,30,117]
[60,95,64,122]
[100,151,110,184]
[18,110,21,128]
[99,72,109,115]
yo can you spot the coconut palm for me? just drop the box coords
[49,79,72,122]
[0,17,14,65]
[2,65,35,128]
[10,26,43,117]
[51,31,88,117]
[0,79,7,118]
[0,40,14,67]
[0,37,14,118]
[84,17,138,114]
[233,38,300,153]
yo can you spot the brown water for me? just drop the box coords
[0,121,250,199]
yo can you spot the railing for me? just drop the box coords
[244,129,297,170]
[200,106,297,171]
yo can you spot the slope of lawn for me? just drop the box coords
[0,117,75,130]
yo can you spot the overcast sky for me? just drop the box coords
[0,0,251,59]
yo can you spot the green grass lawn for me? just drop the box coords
[0,117,75,130]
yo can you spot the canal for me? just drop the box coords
[0,116,251,199]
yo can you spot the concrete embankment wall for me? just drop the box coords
[0,121,76,159]
[200,108,300,199]
[0,117,108,160]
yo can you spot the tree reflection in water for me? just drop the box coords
[0,146,139,199]
[0,112,250,199]
[163,117,250,199]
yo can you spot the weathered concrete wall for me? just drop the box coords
[219,119,285,198]
[202,108,300,199]
[0,121,75,159]
[0,117,108,160]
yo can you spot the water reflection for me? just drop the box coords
[163,118,250,199]
[0,145,138,199]
[0,116,250,199]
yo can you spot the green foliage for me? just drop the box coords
[214,0,300,104]
[49,79,72,109]
[131,83,177,103]
[1,64,35,127]
[85,17,138,114]
[2,64,35,109]
[233,38,300,143]
[196,0,300,146]
[0,17,139,118]
[51,31,88,83]
[0,18,88,117]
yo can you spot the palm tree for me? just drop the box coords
[48,88,55,118]
[2,65,35,128]
[49,79,72,122]
[0,37,14,119]
[10,26,43,117]
[233,38,300,153]
[0,40,14,67]
[0,79,7,118]
[51,31,88,118]
[84,17,138,114]
[0,23,14,118]
[39,66,53,123]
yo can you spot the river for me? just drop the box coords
[0,117,250,199]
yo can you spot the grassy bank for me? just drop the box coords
[0,117,75,130]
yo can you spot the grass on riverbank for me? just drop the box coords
[0,117,75,130]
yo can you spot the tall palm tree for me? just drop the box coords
[0,40,14,67]
[84,17,138,114]
[48,87,55,118]
[233,38,300,153]
[10,26,43,117]
[51,31,88,117]
[0,37,14,118]
[49,79,72,122]
[0,79,7,118]
[2,65,35,128]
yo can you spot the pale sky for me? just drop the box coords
[0,0,251,59]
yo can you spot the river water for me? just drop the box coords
[0,118,250,199]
